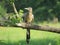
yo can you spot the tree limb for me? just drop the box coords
[15,23,60,33]
[12,3,19,17]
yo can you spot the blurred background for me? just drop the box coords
[0,0,60,25]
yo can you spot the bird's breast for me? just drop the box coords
[26,14,34,23]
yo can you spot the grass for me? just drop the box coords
[0,22,60,45]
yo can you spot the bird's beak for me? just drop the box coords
[24,8,29,10]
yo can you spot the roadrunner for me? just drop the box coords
[22,7,34,23]
[22,7,34,44]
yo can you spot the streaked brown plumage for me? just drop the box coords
[22,7,34,23]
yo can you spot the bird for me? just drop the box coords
[22,7,34,24]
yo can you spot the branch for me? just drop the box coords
[14,23,60,33]
[12,3,19,17]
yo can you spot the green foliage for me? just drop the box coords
[5,9,24,26]
[0,6,6,16]
[0,1,7,26]
[5,0,15,4]
[18,9,24,22]
[0,2,7,16]
[10,9,24,24]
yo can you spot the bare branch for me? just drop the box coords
[15,23,60,33]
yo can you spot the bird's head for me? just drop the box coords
[24,7,32,12]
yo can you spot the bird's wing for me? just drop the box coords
[22,13,28,22]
